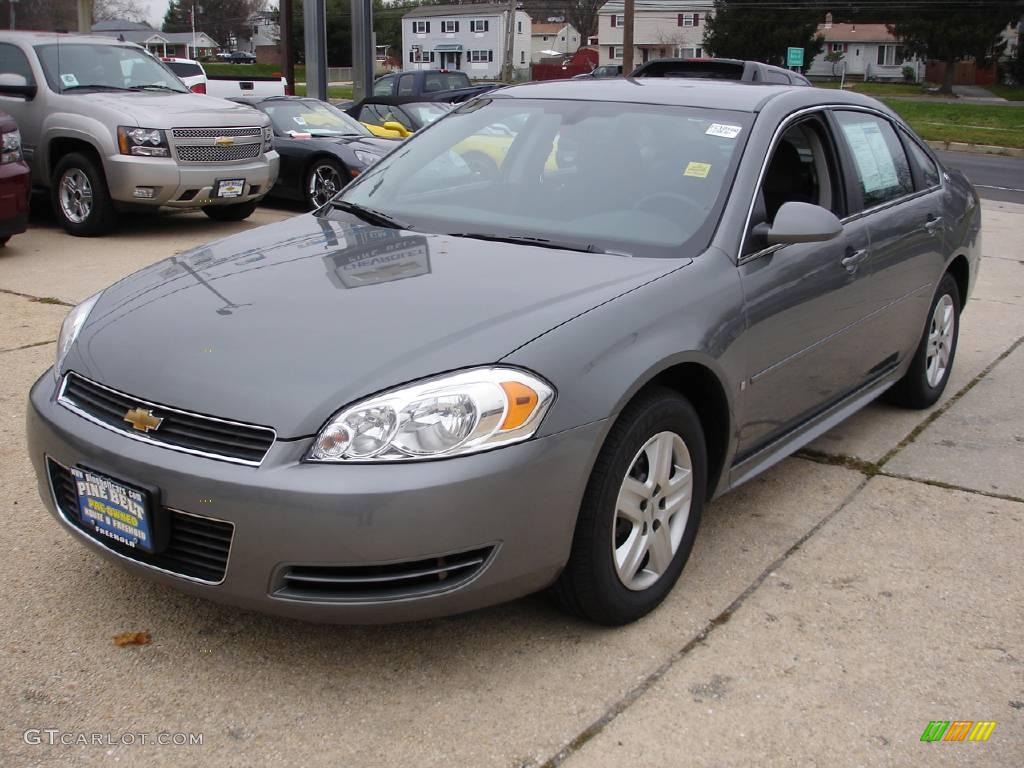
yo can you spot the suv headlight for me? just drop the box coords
[263,125,273,152]
[117,126,170,157]
[307,367,554,462]
[55,293,100,377]
[1,129,22,164]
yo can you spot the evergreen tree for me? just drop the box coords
[703,0,823,69]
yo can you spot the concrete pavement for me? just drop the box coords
[0,202,1021,766]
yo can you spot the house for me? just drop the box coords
[91,21,220,59]
[807,17,922,81]
[531,22,581,63]
[596,0,713,68]
[402,4,532,79]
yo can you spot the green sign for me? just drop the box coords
[787,47,804,67]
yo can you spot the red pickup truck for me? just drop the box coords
[0,109,29,246]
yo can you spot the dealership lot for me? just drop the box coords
[1,201,1022,766]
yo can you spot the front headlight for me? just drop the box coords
[353,150,381,168]
[117,126,170,157]
[307,367,554,462]
[1,129,22,164]
[263,125,273,152]
[55,293,100,377]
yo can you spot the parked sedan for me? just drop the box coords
[29,79,979,626]
[235,96,397,208]
[0,109,30,246]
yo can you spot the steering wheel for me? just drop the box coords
[632,191,705,219]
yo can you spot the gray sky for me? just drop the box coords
[142,0,169,28]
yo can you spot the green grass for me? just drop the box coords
[203,62,307,80]
[814,80,934,97]
[988,84,1024,102]
[294,84,354,101]
[882,99,1024,148]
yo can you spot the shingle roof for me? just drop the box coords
[404,3,513,18]
[532,23,565,35]
[818,23,896,43]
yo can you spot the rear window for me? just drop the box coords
[424,72,471,92]
[633,60,744,80]
[166,61,203,78]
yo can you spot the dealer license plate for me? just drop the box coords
[215,178,245,198]
[72,468,154,553]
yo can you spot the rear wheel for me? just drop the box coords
[888,273,961,409]
[202,201,258,222]
[51,152,117,236]
[304,158,347,209]
[553,387,706,625]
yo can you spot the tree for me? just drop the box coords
[163,0,192,33]
[825,50,845,78]
[166,0,265,49]
[890,4,1019,94]
[94,0,148,22]
[703,0,823,68]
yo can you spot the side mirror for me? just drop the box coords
[382,121,410,137]
[0,73,36,100]
[762,201,843,245]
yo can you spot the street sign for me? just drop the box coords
[787,47,804,68]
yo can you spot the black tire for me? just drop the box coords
[888,273,961,409]
[460,151,499,178]
[553,387,707,625]
[202,201,258,222]
[304,158,348,210]
[51,152,117,236]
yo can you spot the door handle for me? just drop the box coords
[924,216,944,235]
[841,248,869,271]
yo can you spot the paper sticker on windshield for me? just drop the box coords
[684,162,712,179]
[292,116,307,126]
[60,73,79,88]
[706,123,742,139]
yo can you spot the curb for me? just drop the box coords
[926,140,1024,158]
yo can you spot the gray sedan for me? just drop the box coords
[27,79,981,625]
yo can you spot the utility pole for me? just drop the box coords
[501,0,516,82]
[9,0,16,31]
[191,2,197,59]
[622,0,635,74]
[280,0,294,95]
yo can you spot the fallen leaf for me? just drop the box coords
[113,631,151,647]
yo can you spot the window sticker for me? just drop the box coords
[684,161,712,178]
[706,123,742,139]
[60,73,79,87]
[840,121,899,193]
[292,115,307,126]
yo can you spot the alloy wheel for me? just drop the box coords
[613,431,693,591]
[309,163,344,207]
[59,169,93,224]
[926,294,955,388]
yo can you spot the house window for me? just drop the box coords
[517,20,523,34]
[441,20,459,33]
[410,46,434,63]
[520,50,525,64]
[876,44,906,66]
[610,46,623,60]
[470,19,488,33]
[675,46,702,59]
[611,15,622,28]
[412,21,429,34]
[677,13,699,27]
[467,50,493,63]
[830,42,846,53]
[543,36,549,42]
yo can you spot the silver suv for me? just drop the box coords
[0,32,279,236]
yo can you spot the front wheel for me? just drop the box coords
[304,158,348,209]
[51,152,117,236]
[553,387,707,625]
[888,273,961,409]
[202,201,258,222]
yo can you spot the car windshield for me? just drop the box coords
[402,102,451,127]
[34,43,188,94]
[262,100,371,137]
[331,97,752,258]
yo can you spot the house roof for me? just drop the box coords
[404,3,517,18]
[92,29,221,47]
[598,0,713,14]
[818,23,896,44]
[91,19,154,32]
[532,23,565,35]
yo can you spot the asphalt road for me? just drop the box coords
[937,149,1024,204]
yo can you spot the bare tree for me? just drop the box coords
[94,0,149,23]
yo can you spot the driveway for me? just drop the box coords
[1,202,1021,766]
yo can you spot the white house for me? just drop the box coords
[531,22,581,63]
[807,19,922,81]
[596,0,713,68]
[402,3,532,79]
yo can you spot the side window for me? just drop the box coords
[902,133,941,189]
[397,74,415,96]
[360,104,386,124]
[765,71,789,84]
[759,120,839,225]
[0,43,34,84]
[833,111,914,209]
[372,76,393,96]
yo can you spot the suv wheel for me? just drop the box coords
[51,153,117,236]
[554,387,706,625]
[202,201,258,222]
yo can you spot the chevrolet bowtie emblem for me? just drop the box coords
[123,407,163,433]
[214,136,235,146]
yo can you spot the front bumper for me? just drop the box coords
[103,153,280,208]
[27,371,603,623]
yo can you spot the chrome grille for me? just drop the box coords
[48,458,233,584]
[59,373,276,466]
[172,126,262,138]
[176,143,262,163]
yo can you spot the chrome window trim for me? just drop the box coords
[45,455,234,586]
[737,103,944,266]
[57,372,276,468]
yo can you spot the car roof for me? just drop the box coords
[494,77,882,113]
[0,31,138,47]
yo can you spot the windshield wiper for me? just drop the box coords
[130,84,185,92]
[329,200,409,230]
[447,232,617,255]
[62,84,133,92]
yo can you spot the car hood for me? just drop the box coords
[65,214,684,439]
[82,92,269,127]
[300,135,396,155]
